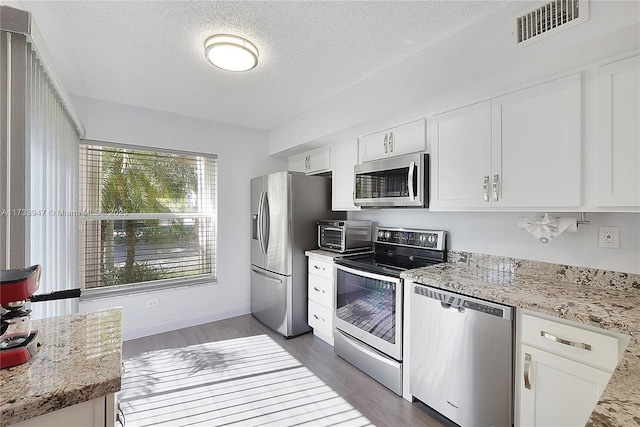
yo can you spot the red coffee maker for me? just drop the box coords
[0,265,43,368]
[0,265,81,368]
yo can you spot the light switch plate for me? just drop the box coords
[599,226,620,249]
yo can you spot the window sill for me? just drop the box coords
[80,275,217,301]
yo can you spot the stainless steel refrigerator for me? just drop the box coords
[250,171,343,337]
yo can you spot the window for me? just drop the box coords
[79,143,217,293]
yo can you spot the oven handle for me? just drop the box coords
[335,329,400,369]
[334,263,402,285]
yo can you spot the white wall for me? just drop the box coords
[269,0,640,154]
[73,96,287,340]
[350,210,640,274]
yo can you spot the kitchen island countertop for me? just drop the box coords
[0,307,123,426]
[401,256,640,427]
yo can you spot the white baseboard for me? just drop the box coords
[123,303,251,341]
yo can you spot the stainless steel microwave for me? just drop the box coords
[354,152,428,208]
[317,220,372,253]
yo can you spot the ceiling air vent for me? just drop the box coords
[512,0,589,49]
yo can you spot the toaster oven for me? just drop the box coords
[317,220,372,253]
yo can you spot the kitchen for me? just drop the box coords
[0,0,639,426]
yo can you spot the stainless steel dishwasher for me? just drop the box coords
[409,283,513,427]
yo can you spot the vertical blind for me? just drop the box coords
[26,45,81,319]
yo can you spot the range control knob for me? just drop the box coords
[428,235,437,244]
[385,231,391,239]
[419,234,427,242]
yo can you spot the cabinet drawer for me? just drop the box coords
[308,275,333,308]
[308,259,333,280]
[521,314,619,371]
[308,300,333,336]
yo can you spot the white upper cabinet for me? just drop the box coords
[331,139,360,211]
[288,145,331,175]
[359,119,426,163]
[595,55,640,209]
[429,74,582,210]
[430,101,492,209]
[491,74,582,208]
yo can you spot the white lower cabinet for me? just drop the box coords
[516,312,619,427]
[307,257,335,345]
[12,395,115,427]
[519,344,611,427]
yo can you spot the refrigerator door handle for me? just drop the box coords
[262,192,270,253]
[257,192,265,254]
[251,267,283,283]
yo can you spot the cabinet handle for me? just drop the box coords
[540,331,592,351]
[384,134,388,153]
[313,314,325,322]
[313,265,324,270]
[483,175,490,202]
[389,132,394,152]
[492,174,499,201]
[524,352,532,390]
[313,286,325,293]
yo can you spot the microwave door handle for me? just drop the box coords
[408,161,415,200]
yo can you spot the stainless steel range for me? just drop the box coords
[333,226,446,395]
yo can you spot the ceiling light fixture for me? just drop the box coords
[204,34,259,72]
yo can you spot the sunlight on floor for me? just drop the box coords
[118,334,375,426]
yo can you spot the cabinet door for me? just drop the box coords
[288,146,331,174]
[518,345,611,427]
[331,139,360,210]
[388,119,426,157]
[307,146,331,174]
[429,101,492,209]
[595,55,640,208]
[359,120,426,163]
[359,129,390,163]
[492,74,582,208]
[288,152,308,173]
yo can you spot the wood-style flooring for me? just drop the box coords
[122,314,451,427]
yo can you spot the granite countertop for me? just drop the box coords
[305,248,372,261]
[0,307,123,426]
[401,253,640,427]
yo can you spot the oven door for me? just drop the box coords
[334,264,403,360]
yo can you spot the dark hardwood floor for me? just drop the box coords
[123,314,450,427]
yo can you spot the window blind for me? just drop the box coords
[79,144,218,292]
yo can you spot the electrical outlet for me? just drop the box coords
[145,298,159,308]
[599,226,620,249]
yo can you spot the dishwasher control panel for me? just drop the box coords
[413,285,510,319]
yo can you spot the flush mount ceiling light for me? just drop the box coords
[204,34,259,72]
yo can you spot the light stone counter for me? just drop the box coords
[0,308,123,426]
[305,248,374,262]
[304,249,346,262]
[401,252,640,427]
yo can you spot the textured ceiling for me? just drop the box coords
[20,0,512,131]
